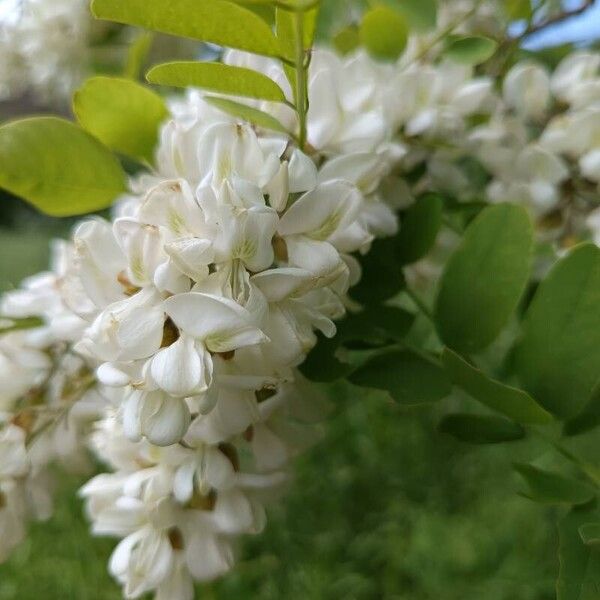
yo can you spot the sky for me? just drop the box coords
[521,0,600,48]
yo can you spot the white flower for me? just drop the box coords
[503,62,550,120]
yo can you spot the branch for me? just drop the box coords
[520,0,595,40]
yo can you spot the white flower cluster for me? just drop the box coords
[0,47,402,598]
[0,0,90,102]
[467,52,600,229]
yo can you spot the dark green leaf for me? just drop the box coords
[73,76,168,163]
[203,96,290,134]
[350,236,406,305]
[360,6,408,61]
[147,62,287,103]
[558,504,600,599]
[92,0,279,57]
[300,334,354,382]
[349,350,451,406]
[435,203,533,354]
[514,244,600,419]
[396,193,443,265]
[438,413,525,444]
[442,348,552,425]
[445,35,498,65]
[337,306,414,348]
[0,117,126,216]
[579,523,600,546]
[514,463,596,505]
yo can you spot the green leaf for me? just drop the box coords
[350,236,406,305]
[337,306,414,348]
[564,384,600,437]
[300,334,354,383]
[514,463,596,505]
[396,193,443,265]
[0,316,44,334]
[124,31,154,80]
[349,350,451,406]
[360,6,408,61]
[203,96,290,135]
[333,25,360,55]
[504,0,533,20]
[435,203,533,354]
[91,0,279,57]
[0,117,126,217]
[73,76,168,164]
[445,35,498,65]
[579,523,600,546]
[438,413,525,444]
[558,504,600,600]
[147,62,287,103]
[393,0,437,31]
[299,306,414,382]
[442,349,552,425]
[514,244,600,419]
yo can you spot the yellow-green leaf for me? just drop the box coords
[203,96,290,134]
[92,0,279,57]
[147,62,287,103]
[73,76,168,164]
[0,117,126,217]
[360,6,408,61]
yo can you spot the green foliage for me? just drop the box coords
[438,414,525,444]
[337,305,414,347]
[73,76,168,164]
[300,334,355,382]
[435,203,533,354]
[514,464,596,505]
[514,244,600,420]
[333,25,360,55]
[0,117,126,217]
[579,522,600,546]
[300,306,414,382]
[350,236,406,304]
[392,0,437,31]
[147,62,288,102]
[123,31,154,80]
[504,0,533,20]
[444,35,498,65]
[396,193,443,265]
[442,349,552,425]
[558,503,600,600]
[349,350,451,406]
[564,386,600,437]
[203,96,291,135]
[360,6,408,61]
[91,0,280,57]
